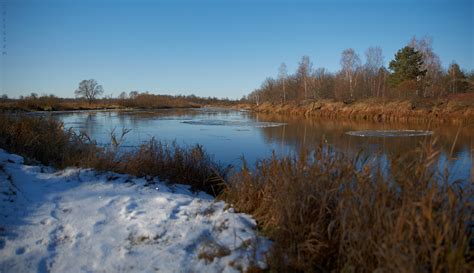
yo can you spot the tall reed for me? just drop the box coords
[0,114,227,196]
[222,143,472,272]
[0,114,99,167]
[93,139,228,195]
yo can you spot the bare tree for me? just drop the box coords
[409,36,442,97]
[129,91,139,99]
[365,46,384,97]
[118,91,128,99]
[278,63,288,103]
[297,56,313,100]
[248,90,261,106]
[447,62,468,95]
[74,79,104,103]
[340,48,361,98]
[313,67,327,99]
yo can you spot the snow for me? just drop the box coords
[0,149,270,273]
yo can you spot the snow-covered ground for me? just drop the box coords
[0,149,270,273]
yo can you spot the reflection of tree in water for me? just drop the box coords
[255,112,473,164]
[51,109,472,181]
[116,108,243,122]
[84,112,97,136]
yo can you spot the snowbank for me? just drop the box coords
[0,149,270,273]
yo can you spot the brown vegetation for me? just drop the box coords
[0,92,238,112]
[0,114,226,195]
[244,97,474,124]
[222,145,472,272]
[0,114,99,167]
[0,96,123,112]
[94,140,228,195]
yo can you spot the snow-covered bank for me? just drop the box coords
[0,149,270,273]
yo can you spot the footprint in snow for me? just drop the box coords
[169,200,192,220]
[15,246,26,255]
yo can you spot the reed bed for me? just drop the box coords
[0,114,99,167]
[222,144,472,272]
[94,140,228,195]
[0,114,226,195]
[251,98,474,124]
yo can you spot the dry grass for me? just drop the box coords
[0,94,237,112]
[0,114,227,196]
[0,114,99,168]
[93,140,228,195]
[250,98,474,124]
[221,143,472,272]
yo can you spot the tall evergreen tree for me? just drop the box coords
[388,46,426,87]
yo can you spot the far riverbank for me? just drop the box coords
[232,96,474,124]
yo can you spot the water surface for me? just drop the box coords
[48,108,473,182]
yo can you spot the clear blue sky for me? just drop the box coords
[1,0,472,99]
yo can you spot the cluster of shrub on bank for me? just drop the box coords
[0,114,471,272]
[0,92,237,112]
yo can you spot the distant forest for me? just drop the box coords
[244,37,474,104]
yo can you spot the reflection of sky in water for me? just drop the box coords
[47,109,472,183]
[182,119,286,128]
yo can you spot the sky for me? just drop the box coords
[0,0,472,99]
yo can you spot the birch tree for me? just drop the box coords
[313,67,327,99]
[340,49,361,98]
[447,62,468,95]
[409,36,442,96]
[364,47,384,97]
[278,63,288,103]
[297,56,312,100]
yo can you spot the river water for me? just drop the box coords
[48,108,473,182]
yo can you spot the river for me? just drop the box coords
[47,108,473,182]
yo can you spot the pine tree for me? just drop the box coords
[388,46,426,87]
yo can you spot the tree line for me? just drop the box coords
[245,37,473,105]
[0,82,236,111]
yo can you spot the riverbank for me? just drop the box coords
[239,95,474,124]
[0,100,202,112]
[0,149,270,272]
